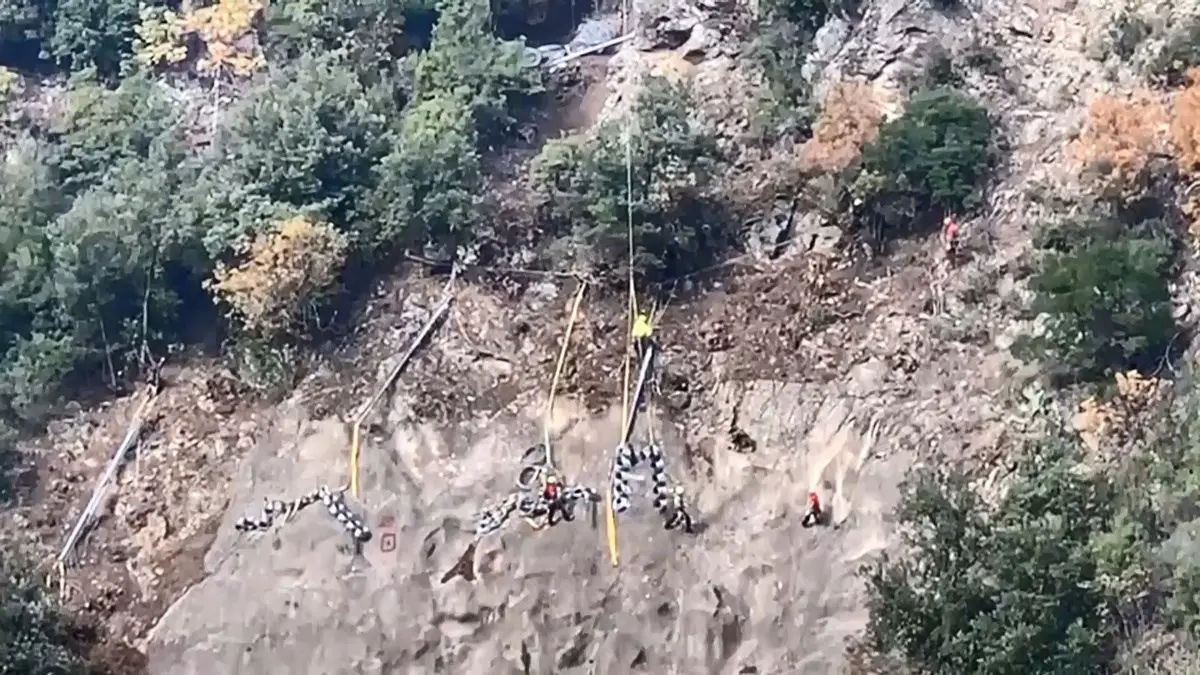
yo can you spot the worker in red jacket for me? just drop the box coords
[801,491,824,527]
[942,215,961,260]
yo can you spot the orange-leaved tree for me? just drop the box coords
[798,80,885,176]
[1170,68,1200,239]
[206,215,349,337]
[183,0,266,80]
[1072,90,1169,200]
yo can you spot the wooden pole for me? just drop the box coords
[349,288,453,497]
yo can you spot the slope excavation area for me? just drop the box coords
[144,387,907,674]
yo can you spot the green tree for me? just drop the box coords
[852,87,992,237]
[861,446,1117,674]
[1,80,207,427]
[532,76,731,284]
[48,0,142,77]
[50,73,185,195]
[1015,223,1175,382]
[369,93,482,256]
[199,51,397,258]
[48,147,207,376]
[409,0,541,143]
[261,0,427,68]
[0,139,68,422]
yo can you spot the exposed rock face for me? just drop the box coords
[144,384,905,674]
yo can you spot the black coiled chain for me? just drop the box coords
[235,485,372,543]
[473,443,599,537]
[609,442,694,533]
[473,481,598,537]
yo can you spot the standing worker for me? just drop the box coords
[941,215,961,262]
[632,311,654,363]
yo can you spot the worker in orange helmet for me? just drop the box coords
[801,491,824,527]
[941,215,961,260]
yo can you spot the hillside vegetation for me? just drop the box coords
[4,0,1200,672]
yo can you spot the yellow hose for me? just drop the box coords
[607,106,641,568]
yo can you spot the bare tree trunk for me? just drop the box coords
[98,314,118,391]
[210,74,222,140]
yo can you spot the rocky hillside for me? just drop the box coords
[5,0,1200,673]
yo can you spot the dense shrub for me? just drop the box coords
[370,93,482,256]
[198,51,397,258]
[860,446,1115,674]
[798,80,884,175]
[851,87,992,237]
[207,215,349,338]
[858,405,1200,674]
[1073,91,1170,201]
[50,74,186,195]
[48,0,142,77]
[1015,218,1176,382]
[261,0,418,66]
[532,76,733,284]
[0,141,75,422]
[0,549,92,674]
[1148,21,1200,87]
[409,0,542,144]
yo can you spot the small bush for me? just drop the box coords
[0,332,79,423]
[1016,219,1176,382]
[1148,21,1200,87]
[1106,10,1151,62]
[531,76,733,284]
[746,0,832,139]
[852,87,992,236]
[206,215,350,337]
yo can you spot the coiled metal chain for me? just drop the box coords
[473,482,598,538]
[235,485,372,542]
[609,442,694,532]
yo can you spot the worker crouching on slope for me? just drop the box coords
[801,491,824,528]
[541,474,576,526]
